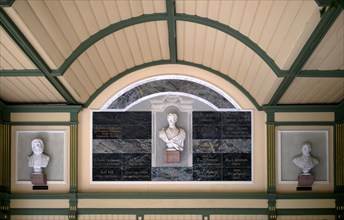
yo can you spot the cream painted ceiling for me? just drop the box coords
[0,0,343,110]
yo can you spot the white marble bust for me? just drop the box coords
[159,113,186,151]
[28,138,50,174]
[292,142,319,175]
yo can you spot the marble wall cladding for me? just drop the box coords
[92,110,252,182]
[107,79,235,109]
[93,139,151,153]
[151,167,193,181]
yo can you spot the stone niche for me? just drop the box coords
[92,78,252,182]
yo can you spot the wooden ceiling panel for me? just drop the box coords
[58,70,89,104]
[0,77,65,103]
[0,28,35,69]
[304,12,344,70]
[279,78,344,104]
[7,2,62,68]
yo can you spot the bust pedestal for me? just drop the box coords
[164,150,180,163]
[297,174,314,191]
[31,173,47,185]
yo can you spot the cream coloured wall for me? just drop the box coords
[78,64,267,193]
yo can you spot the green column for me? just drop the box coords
[267,122,277,219]
[335,122,344,219]
[0,124,11,219]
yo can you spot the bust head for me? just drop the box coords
[167,113,178,126]
[301,143,312,157]
[31,138,44,155]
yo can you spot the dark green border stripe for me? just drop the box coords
[10,208,69,215]
[268,7,342,105]
[56,13,167,75]
[175,14,284,78]
[269,122,335,126]
[4,105,82,113]
[78,208,268,215]
[277,194,335,199]
[166,0,177,63]
[298,70,344,77]
[10,194,71,200]
[77,192,268,200]
[0,69,43,76]
[276,208,335,215]
[262,104,340,112]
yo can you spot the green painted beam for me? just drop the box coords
[298,70,344,77]
[268,7,342,105]
[10,208,69,215]
[262,104,340,112]
[175,13,285,78]
[3,104,82,113]
[0,69,44,77]
[0,9,78,104]
[166,0,177,63]
[0,0,14,7]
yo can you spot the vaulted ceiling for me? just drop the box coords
[0,0,343,111]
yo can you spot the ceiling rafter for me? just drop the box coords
[298,70,344,77]
[268,6,342,105]
[166,0,177,63]
[0,8,78,104]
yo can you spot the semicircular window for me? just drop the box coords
[104,78,239,110]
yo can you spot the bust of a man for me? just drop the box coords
[28,138,50,174]
[292,142,319,175]
[159,113,186,152]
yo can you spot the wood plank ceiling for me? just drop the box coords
[0,0,343,110]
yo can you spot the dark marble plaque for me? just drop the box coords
[193,167,222,181]
[93,153,151,181]
[223,153,251,167]
[152,167,193,181]
[193,154,222,167]
[122,168,151,181]
[93,112,151,139]
[223,168,251,181]
[193,111,251,139]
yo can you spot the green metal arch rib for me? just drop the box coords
[56,14,283,78]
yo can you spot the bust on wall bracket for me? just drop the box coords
[28,138,50,189]
[292,142,319,190]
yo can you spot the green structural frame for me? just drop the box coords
[0,0,344,219]
[1,0,343,112]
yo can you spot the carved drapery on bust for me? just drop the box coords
[292,142,319,175]
[159,113,186,152]
[28,138,50,174]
